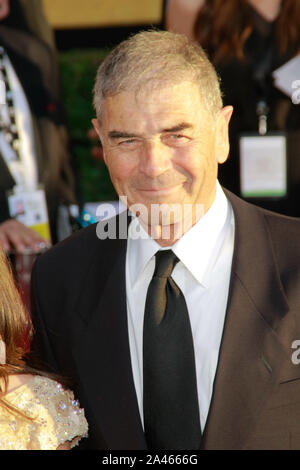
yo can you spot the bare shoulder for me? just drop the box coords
[2,374,34,395]
[167,0,205,14]
[165,0,205,39]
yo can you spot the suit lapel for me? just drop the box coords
[202,191,290,449]
[72,217,147,449]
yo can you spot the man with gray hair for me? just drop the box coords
[31,30,300,450]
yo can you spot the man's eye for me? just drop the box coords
[119,139,138,145]
[171,134,184,139]
[164,134,189,144]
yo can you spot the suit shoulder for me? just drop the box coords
[262,211,300,272]
[225,188,300,267]
[263,210,300,242]
[226,187,300,239]
[33,223,99,277]
[34,213,126,274]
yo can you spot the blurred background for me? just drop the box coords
[42,0,164,204]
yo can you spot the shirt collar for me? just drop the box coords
[127,182,232,289]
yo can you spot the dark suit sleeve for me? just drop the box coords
[29,257,61,374]
[28,225,98,377]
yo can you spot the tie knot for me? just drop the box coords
[154,250,178,279]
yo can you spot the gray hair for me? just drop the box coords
[93,29,223,120]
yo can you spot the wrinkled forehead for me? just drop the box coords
[98,81,217,140]
[102,80,203,115]
[99,78,207,122]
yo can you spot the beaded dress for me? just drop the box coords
[0,375,88,450]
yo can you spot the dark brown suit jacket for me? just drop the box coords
[30,190,300,449]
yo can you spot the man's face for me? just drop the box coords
[93,81,232,232]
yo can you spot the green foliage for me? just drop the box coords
[58,48,117,203]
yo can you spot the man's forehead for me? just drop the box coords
[102,81,202,114]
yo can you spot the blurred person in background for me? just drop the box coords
[0,0,77,254]
[165,0,300,217]
[0,246,88,449]
[19,0,56,50]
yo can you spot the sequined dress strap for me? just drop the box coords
[0,375,88,450]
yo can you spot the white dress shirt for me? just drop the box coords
[0,52,38,190]
[126,182,235,431]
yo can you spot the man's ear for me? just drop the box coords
[92,118,101,139]
[92,118,107,163]
[215,106,233,164]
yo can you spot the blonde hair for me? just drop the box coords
[0,249,68,419]
[93,29,223,120]
[0,248,32,374]
[0,248,33,416]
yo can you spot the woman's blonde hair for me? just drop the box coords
[0,249,68,418]
[0,248,32,388]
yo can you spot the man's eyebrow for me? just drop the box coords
[108,130,139,139]
[162,122,193,133]
[108,123,193,139]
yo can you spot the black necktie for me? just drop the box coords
[143,250,201,450]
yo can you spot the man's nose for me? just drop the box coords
[139,139,172,177]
